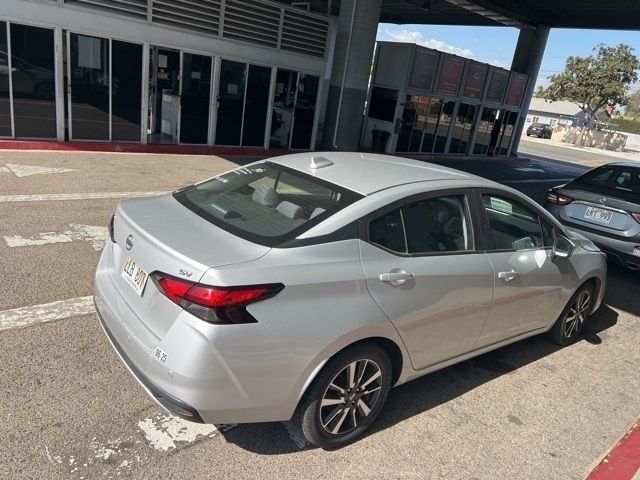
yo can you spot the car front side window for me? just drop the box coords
[482,194,545,251]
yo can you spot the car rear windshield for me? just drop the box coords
[174,162,362,246]
[569,166,640,201]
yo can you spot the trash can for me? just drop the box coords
[371,129,390,153]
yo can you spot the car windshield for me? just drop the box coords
[570,166,640,199]
[174,162,361,246]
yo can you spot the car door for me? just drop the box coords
[360,189,495,370]
[474,190,573,348]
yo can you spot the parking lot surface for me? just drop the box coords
[1,150,639,480]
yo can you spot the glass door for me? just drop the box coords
[68,33,110,141]
[270,68,296,149]
[290,73,319,150]
[242,64,271,147]
[0,21,11,137]
[215,59,245,146]
[179,52,212,145]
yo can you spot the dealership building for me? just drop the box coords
[0,0,638,157]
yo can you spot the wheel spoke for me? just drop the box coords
[360,369,381,390]
[357,398,371,416]
[347,362,357,389]
[328,382,345,395]
[321,397,343,407]
[331,409,349,434]
[322,407,343,429]
[356,360,369,386]
[350,407,358,428]
[363,385,381,395]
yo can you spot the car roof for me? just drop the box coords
[267,152,483,195]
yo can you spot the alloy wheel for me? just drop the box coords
[563,290,591,338]
[319,359,382,435]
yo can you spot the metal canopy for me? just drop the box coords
[380,0,640,30]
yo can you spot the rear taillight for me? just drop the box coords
[545,191,573,205]
[632,212,640,224]
[109,213,116,243]
[151,273,283,324]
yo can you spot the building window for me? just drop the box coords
[368,87,398,122]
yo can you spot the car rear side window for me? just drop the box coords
[482,194,546,250]
[369,195,472,255]
[174,162,361,246]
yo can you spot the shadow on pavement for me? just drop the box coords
[601,264,640,318]
[222,303,619,455]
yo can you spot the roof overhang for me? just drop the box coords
[380,0,640,30]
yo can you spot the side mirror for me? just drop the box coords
[553,235,575,258]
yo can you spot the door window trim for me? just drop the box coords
[360,188,481,258]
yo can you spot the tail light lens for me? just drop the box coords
[545,191,573,205]
[632,212,640,224]
[151,273,283,324]
[109,213,116,243]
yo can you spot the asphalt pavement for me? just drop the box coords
[0,148,639,480]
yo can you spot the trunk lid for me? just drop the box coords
[558,186,640,238]
[109,194,270,337]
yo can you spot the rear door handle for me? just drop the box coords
[498,270,519,282]
[379,270,414,286]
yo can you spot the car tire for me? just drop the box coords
[294,343,392,449]
[547,283,595,346]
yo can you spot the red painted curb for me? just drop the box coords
[0,139,300,157]
[586,421,640,480]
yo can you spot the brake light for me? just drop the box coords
[151,273,283,324]
[109,213,116,243]
[545,191,573,205]
[632,212,640,224]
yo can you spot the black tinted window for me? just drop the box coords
[369,195,472,254]
[369,208,406,253]
[573,166,640,195]
[403,196,471,254]
[482,195,543,250]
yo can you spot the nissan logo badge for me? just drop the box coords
[126,234,134,251]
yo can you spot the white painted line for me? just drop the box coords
[0,166,9,173]
[0,296,94,332]
[138,414,217,452]
[4,224,108,251]
[4,163,77,177]
[0,191,167,203]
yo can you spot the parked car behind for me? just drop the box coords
[545,162,640,270]
[95,153,607,448]
[526,123,553,139]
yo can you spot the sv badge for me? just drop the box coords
[179,269,193,278]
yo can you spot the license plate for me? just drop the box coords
[633,247,640,258]
[584,206,613,224]
[121,257,148,296]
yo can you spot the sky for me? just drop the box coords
[376,24,640,90]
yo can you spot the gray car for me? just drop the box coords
[545,162,640,270]
[94,153,606,448]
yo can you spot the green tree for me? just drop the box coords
[539,44,640,145]
[624,89,640,119]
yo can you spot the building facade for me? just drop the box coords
[1,0,333,150]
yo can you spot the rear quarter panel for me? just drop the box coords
[199,238,410,367]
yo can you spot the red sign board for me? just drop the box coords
[486,68,509,103]
[505,73,528,106]
[436,55,465,95]
[462,63,488,99]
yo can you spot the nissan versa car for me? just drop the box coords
[94,153,606,448]
[545,162,640,270]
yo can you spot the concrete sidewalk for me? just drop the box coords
[521,135,640,163]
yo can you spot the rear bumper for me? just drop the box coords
[93,244,322,424]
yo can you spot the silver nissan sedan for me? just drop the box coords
[94,153,606,448]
